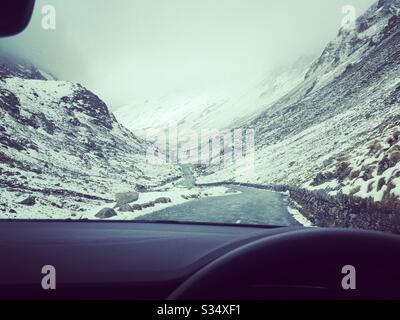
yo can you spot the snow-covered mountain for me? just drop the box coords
[0,55,181,219]
[114,56,313,136]
[200,0,400,203]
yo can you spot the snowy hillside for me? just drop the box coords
[0,58,182,219]
[199,0,400,203]
[114,57,313,136]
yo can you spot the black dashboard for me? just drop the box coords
[0,221,298,299]
[1,221,399,300]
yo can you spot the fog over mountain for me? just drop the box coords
[0,0,375,110]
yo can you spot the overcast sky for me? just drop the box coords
[0,0,376,110]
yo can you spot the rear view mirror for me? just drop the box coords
[0,0,35,37]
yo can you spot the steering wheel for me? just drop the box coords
[169,228,400,299]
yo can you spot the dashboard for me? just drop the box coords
[1,221,399,299]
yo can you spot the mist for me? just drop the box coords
[0,0,376,110]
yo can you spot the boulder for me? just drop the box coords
[135,184,147,192]
[19,196,36,206]
[96,208,117,219]
[118,204,133,212]
[131,204,143,211]
[181,194,200,200]
[115,192,139,207]
[155,197,172,204]
[141,201,156,208]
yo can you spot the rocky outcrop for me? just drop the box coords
[0,55,181,219]
[200,0,400,204]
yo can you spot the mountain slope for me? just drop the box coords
[114,57,313,136]
[0,58,181,219]
[200,0,400,203]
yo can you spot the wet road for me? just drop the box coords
[140,185,302,226]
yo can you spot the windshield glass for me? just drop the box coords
[0,0,399,233]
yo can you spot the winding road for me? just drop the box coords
[141,166,302,227]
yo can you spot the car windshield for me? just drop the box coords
[0,0,399,233]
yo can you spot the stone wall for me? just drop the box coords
[288,187,400,234]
